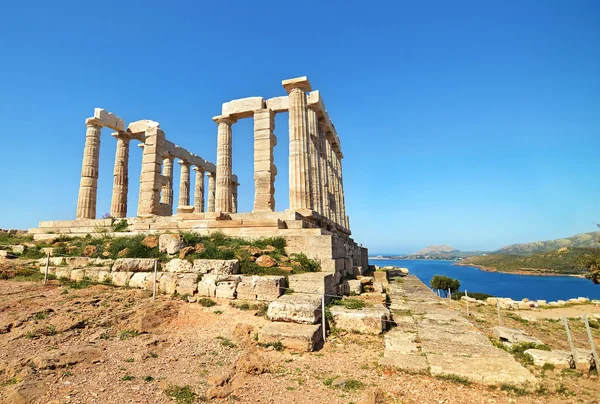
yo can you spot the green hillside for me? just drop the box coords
[496,231,600,255]
[460,247,594,275]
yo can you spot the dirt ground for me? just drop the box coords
[0,279,596,404]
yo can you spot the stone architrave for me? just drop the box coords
[283,77,313,211]
[110,133,131,218]
[178,160,191,208]
[193,166,205,213]
[213,115,236,213]
[161,153,174,214]
[307,108,322,215]
[253,108,277,212]
[137,127,165,216]
[318,120,331,220]
[76,119,102,219]
[231,179,239,214]
[207,172,216,212]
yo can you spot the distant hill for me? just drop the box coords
[496,231,600,255]
[413,245,458,255]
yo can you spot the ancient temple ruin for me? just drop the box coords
[31,76,367,278]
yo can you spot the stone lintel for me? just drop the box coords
[127,119,160,135]
[282,76,312,94]
[212,114,237,125]
[265,96,289,113]
[93,108,125,131]
[222,97,265,119]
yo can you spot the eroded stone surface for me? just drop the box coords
[112,258,157,272]
[159,234,184,254]
[267,293,322,324]
[329,305,390,335]
[193,259,239,275]
[258,322,322,352]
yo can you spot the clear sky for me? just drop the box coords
[0,0,598,254]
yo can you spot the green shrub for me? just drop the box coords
[216,336,236,348]
[198,298,216,307]
[436,373,472,386]
[258,341,284,351]
[289,253,320,272]
[112,220,129,232]
[165,385,196,404]
[330,298,365,310]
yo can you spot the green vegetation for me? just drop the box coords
[329,298,366,310]
[578,242,600,284]
[258,341,284,351]
[120,375,135,381]
[435,373,472,386]
[461,248,593,275]
[59,277,93,289]
[118,329,140,340]
[216,336,237,348]
[500,383,529,396]
[451,291,494,300]
[143,375,154,382]
[165,385,196,404]
[430,275,460,296]
[198,298,216,307]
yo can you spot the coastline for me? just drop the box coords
[453,262,586,278]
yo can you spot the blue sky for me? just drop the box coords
[0,0,598,254]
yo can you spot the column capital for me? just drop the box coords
[206,171,215,178]
[282,76,312,94]
[178,160,191,167]
[193,166,205,173]
[111,131,133,142]
[162,151,174,159]
[85,118,103,128]
[212,115,237,125]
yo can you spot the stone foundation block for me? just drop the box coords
[112,258,157,272]
[373,271,388,285]
[345,280,362,295]
[159,273,178,295]
[525,348,593,370]
[112,272,133,287]
[176,273,199,296]
[193,259,239,275]
[287,272,336,295]
[164,258,193,273]
[493,327,544,345]
[258,322,322,352]
[328,305,390,335]
[65,257,91,268]
[236,276,285,301]
[70,269,85,282]
[267,293,322,324]
[55,268,72,279]
[85,268,111,283]
[129,272,151,289]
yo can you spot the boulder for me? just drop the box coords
[537,300,547,306]
[328,305,390,335]
[176,274,199,296]
[258,322,322,352]
[11,245,26,254]
[267,293,322,324]
[256,255,277,268]
[164,258,193,273]
[142,235,159,248]
[236,276,285,301]
[193,259,239,275]
[493,326,544,345]
[112,258,157,272]
[159,234,184,254]
[83,245,97,256]
[577,297,589,303]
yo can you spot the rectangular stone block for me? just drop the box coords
[265,96,289,112]
[258,322,322,352]
[94,108,125,131]
[222,97,265,118]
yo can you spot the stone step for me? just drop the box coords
[287,272,337,295]
[328,304,390,335]
[267,293,322,324]
[258,322,322,352]
[378,351,429,373]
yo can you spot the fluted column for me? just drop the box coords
[326,139,338,223]
[213,115,236,213]
[337,155,348,229]
[207,172,216,212]
[283,77,312,210]
[253,109,277,212]
[193,166,205,212]
[161,154,174,215]
[110,133,130,218]
[178,160,191,208]
[231,179,239,214]
[332,152,342,225]
[318,120,331,220]
[76,119,102,219]
[308,108,322,214]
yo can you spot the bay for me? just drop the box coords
[370,259,600,301]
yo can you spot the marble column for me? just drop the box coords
[283,77,312,210]
[308,108,322,214]
[109,133,130,218]
[161,154,175,215]
[332,152,343,225]
[213,115,236,213]
[318,120,331,220]
[231,180,239,214]
[76,119,102,219]
[337,155,348,229]
[253,108,277,212]
[193,166,205,213]
[137,127,165,216]
[207,172,216,212]
[326,139,338,224]
[178,160,191,208]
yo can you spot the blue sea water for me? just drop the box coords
[370,259,600,301]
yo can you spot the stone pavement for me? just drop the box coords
[380,275,537,387]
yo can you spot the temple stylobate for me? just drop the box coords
[31,76,367,278]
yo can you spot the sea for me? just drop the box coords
[369,259,600,301]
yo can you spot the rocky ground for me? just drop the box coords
[1,275,589,404]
